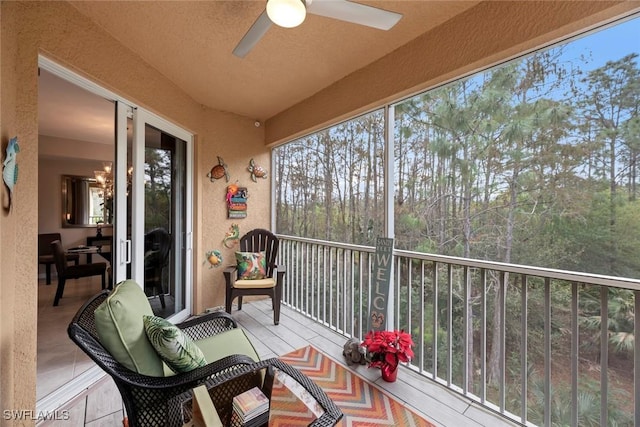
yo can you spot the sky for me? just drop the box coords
[562,15,639,70]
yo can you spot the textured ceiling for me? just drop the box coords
[66,0,479,121]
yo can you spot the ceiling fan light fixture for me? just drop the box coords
[266,0,306,28]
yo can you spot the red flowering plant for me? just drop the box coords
[361,329,414,371]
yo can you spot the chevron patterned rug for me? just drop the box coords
[271,345,435,426]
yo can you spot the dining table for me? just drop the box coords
[66,245,111,263]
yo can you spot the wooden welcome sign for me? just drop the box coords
[367,237,394,332]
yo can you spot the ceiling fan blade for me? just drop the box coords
[307,0,402,30]
[233,10,273,58]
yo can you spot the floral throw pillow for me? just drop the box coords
[235,251,267,280]
[143,315,207,373]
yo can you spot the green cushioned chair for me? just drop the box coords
[68,280,259,427]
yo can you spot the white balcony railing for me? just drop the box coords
[277,234,640,427]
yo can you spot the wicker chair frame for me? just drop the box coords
[68,290,256,427]
[166,358,343,427]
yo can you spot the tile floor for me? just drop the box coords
[37,276,105,401]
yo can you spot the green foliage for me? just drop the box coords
[527,376,633,427]
[145,148,172,231]
[579,286,635,354]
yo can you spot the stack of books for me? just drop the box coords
[230,387,269,427]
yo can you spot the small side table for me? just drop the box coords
[166,358,343,427]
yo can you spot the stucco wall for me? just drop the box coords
[1,1,40,423]
[1,1,32,422]
[0,1,268,422]
[196,113,269,310]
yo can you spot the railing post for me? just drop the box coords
[480,268,487,404]
[600,286,608,426]
[433,261,439,380]
[520,274,528,423]
[571,282,579,427]
[419,260,426,373]
[635,290,640,427]
[384,104,395,330]
[544,278,551,427]
[447,264,453,387]
[499,271,507,413]
[463,266,469,395]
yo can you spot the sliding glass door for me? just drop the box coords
[114,104,192,320]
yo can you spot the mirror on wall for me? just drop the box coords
[61,175,113,228]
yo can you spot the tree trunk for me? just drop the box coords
[488,166,518,385]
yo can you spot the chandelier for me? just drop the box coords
[94,162,132,198]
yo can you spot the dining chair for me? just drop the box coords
[51,240,107,306]
[38,233,79,285]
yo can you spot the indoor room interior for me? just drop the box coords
[37,69,116,401]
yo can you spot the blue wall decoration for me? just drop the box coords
[2,136,19,209]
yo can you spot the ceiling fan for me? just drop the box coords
[233,0,402,58]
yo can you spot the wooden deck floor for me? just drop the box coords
[40,299,519,427]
